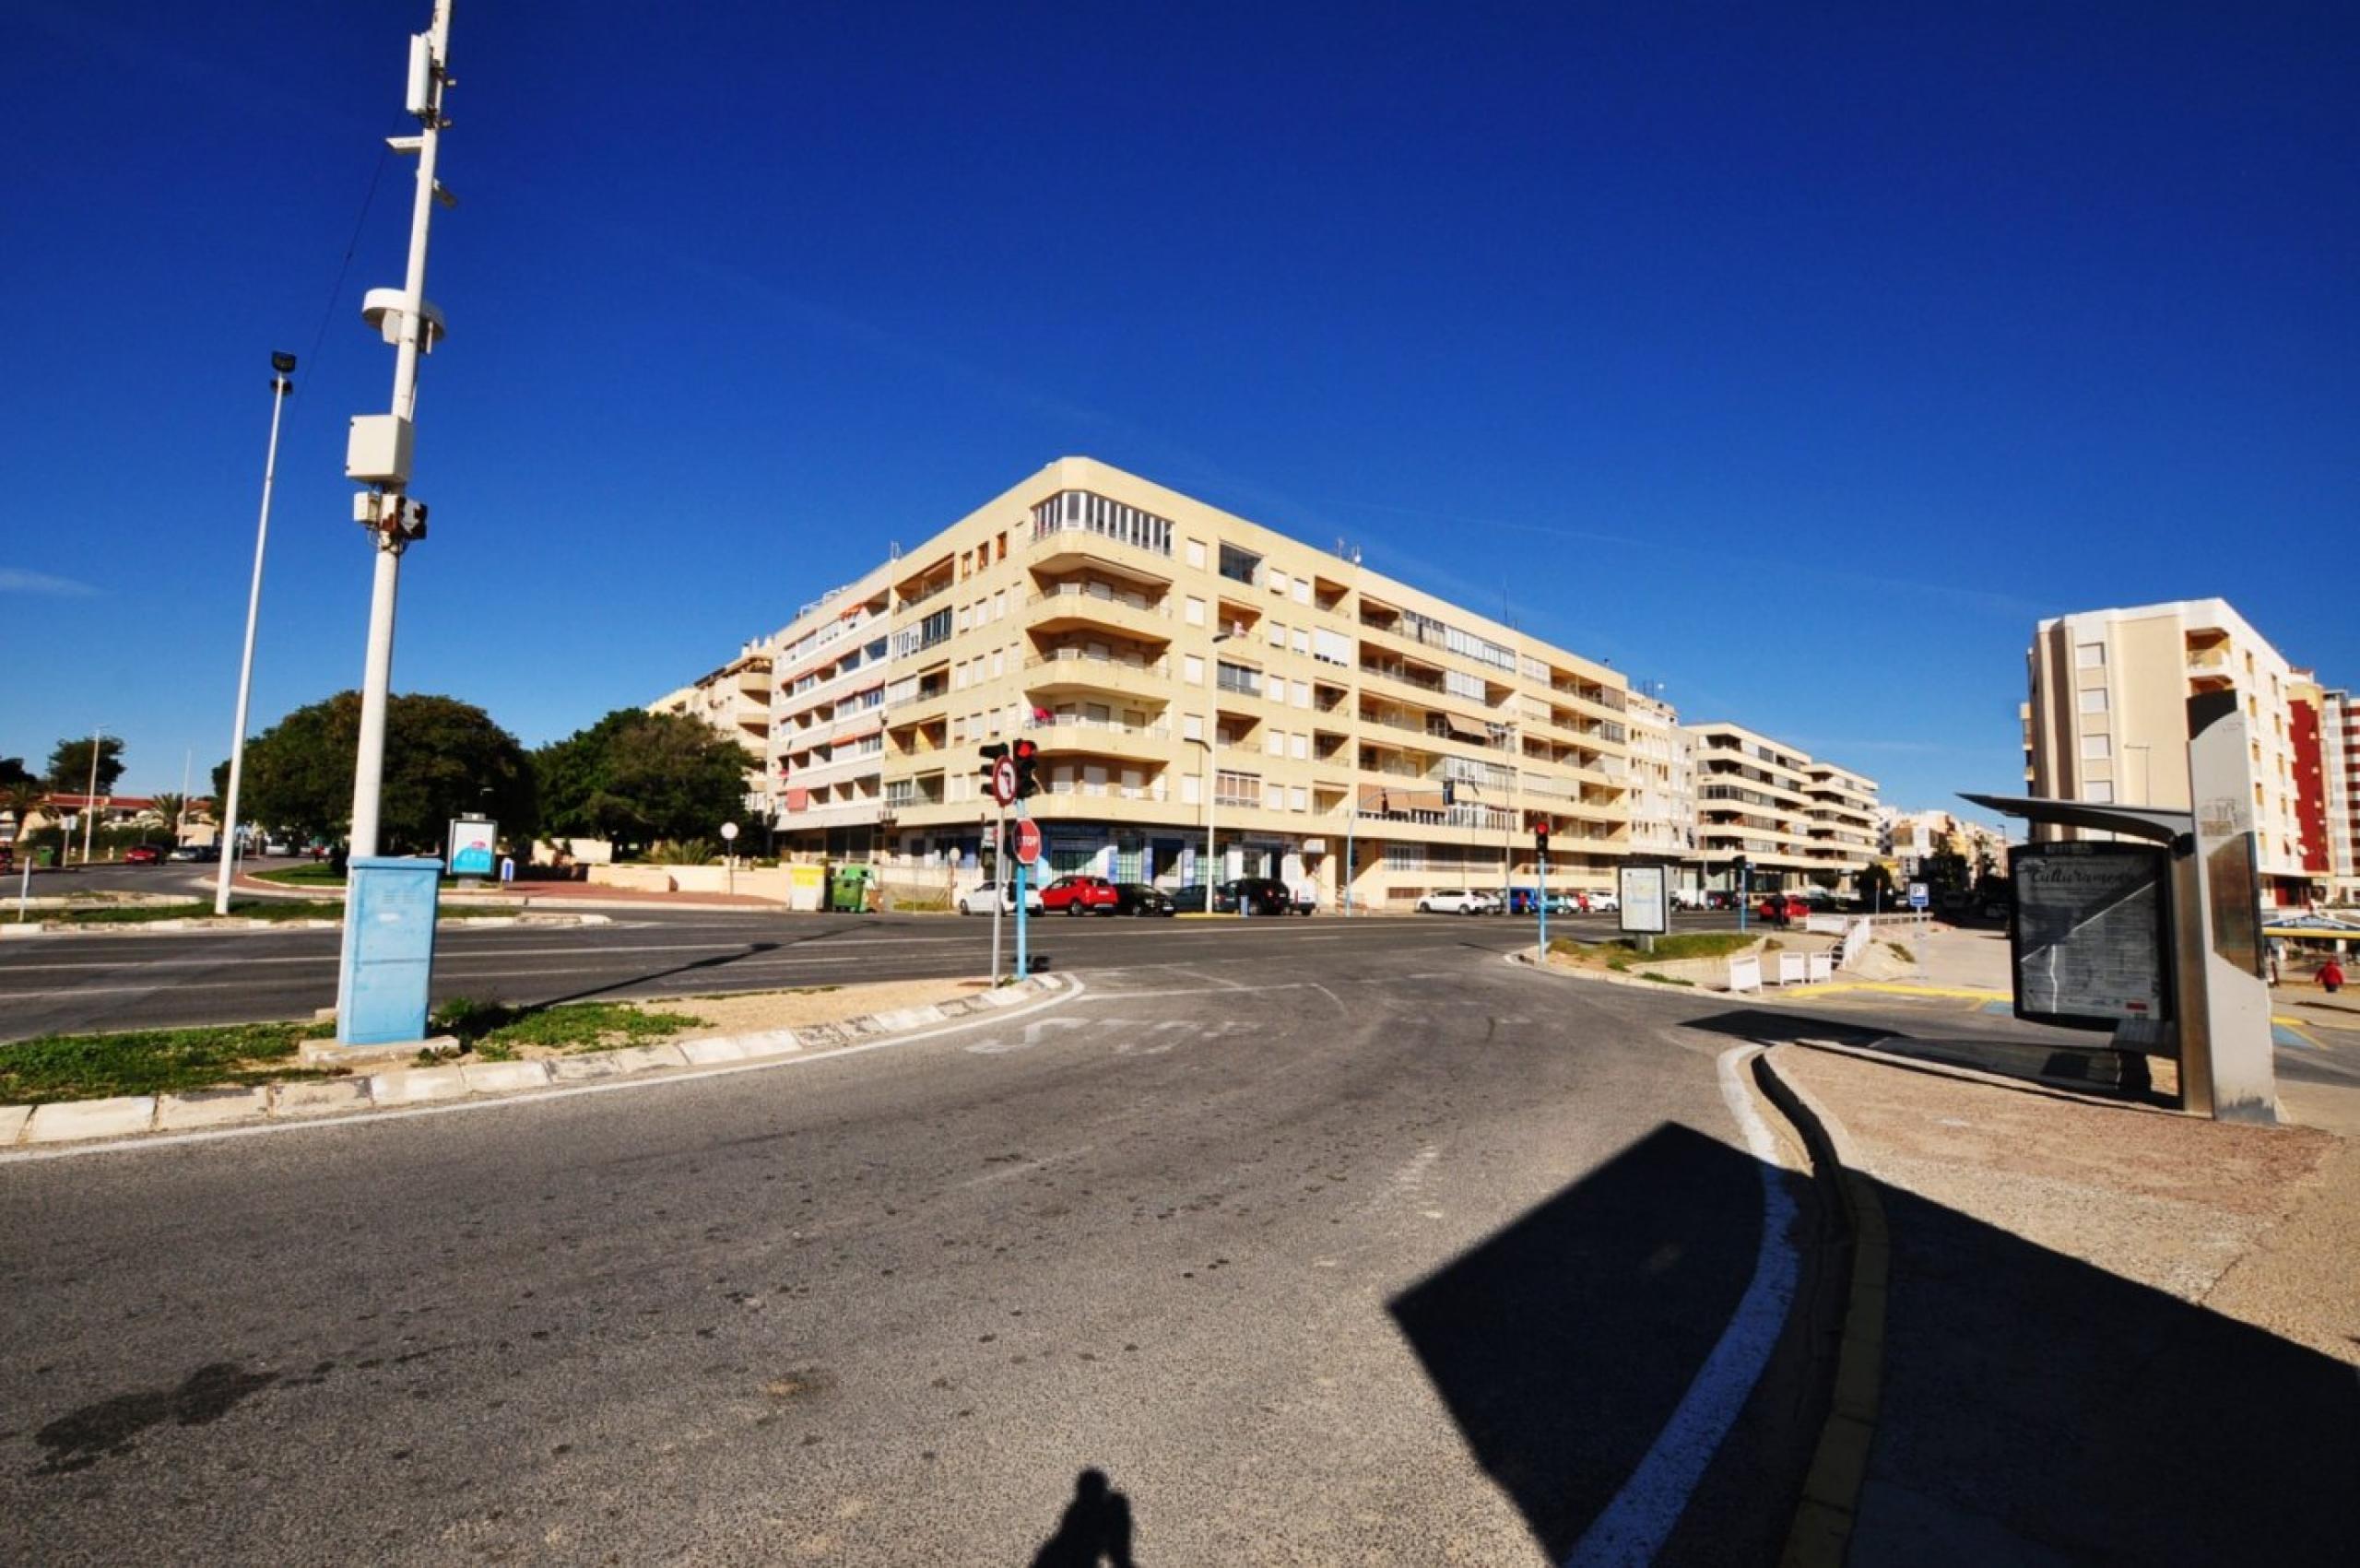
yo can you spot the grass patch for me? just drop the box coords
[1637,971,1696,987]
[254,863,348,886]
[1550,931,1760,972]
[1884,940,1915,961]
[429,996,712,1055]
[0,1021,336,1102]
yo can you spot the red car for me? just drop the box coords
[1038,874,1121,916]
[1756,894,1810,925]
[124,844,166,865]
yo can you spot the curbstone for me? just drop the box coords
[368,1065,472,1106]
[460,1059,553,1094]
[0,1104,31,1143]
[158,1087,274,1131]
[271,1079,372,1117]
[547,1043,689,1081]
[26,1095,157,1143]
[794,1022,850,1050]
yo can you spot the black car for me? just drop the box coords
[1170,883,1234,914]
[1222,878,1302,916]
[1112,882,1176,917]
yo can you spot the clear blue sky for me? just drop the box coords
[6,2,2354,819]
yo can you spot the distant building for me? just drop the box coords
[1624,692,1696,877]
[1684,721,1880,892]
[2023,598,2331,906]
[2315,684,2359,905]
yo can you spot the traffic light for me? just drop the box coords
[978,741,1009,785]
[1731,855,1751,887]
[1532,816,1550,855]
[1011,737,1041,800]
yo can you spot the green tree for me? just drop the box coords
[533,709,750,852]
[1856,861,1897,909]
[231,691,537,853]
[149,792,188,843]
[0,758,34,791]
[47,735,125,796]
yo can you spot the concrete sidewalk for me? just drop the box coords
[1763,1042,2359,1565]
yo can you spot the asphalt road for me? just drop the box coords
[0,906,1749,1042]
[0,928,1835,1565]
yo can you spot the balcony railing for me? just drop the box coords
[1032,714,1173,746]
[1027,582,1172,618]
[1024,648,1171,680]
[1045,779,1173,803]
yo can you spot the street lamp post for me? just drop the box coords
[215,353,296,914]
[1187,735,1215,913]
[80,725,108,866]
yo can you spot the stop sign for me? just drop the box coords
[1012,818,1043,867]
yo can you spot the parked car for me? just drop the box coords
[1417,889,1500,915]
[1222,877,1301,916]
[1757,894,1810,925]
[1039,874,1123,916]
[1588,890,1620,914]
[957,881,1044,916]
[165,844,202,863]
[1112,882,1176,917]
[1170,882,1232,914]
[124,843,166,865]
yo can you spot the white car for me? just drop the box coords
[957,882,1045,916]
[1587,890,1620,913]
[1416,890,1499,915]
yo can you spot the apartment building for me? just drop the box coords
[1879,808,2011,878]
[765,565,895,858]
[1686,721,1880,891]
[1625,691,1697,885]
[2023,599,2327,906]
[2310,683,2358,905]
[648,642,773,813]
[726,456,1628,908]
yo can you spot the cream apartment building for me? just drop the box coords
[764,565,895,858]
[1625,691,1698,885]
[2023,598,2322,905]
[2312,684,2358,905]
[1686,721,1880,891]
[770,456,1635,908]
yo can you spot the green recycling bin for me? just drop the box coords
[829,864,873,913]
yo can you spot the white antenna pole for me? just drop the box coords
[215,360,294,913]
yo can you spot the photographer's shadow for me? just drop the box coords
[1031,1468,1136,1568]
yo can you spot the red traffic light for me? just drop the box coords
[1011,738,1038,761]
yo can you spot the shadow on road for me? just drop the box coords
[1386,1121,2357,1564]
[1679,1008,2171,1105]
[1030,1467,1138,1567]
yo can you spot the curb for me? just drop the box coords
[1753,1047,1889,1568]
[0,974,1064,1151]
[1,913,614,938]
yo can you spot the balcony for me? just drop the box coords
[1031,713,1174,763]
[1026,581,1173,640]
[1023,647,1172,701]
[1028,523,1174,586]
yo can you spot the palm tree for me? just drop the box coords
[151,792,187,845]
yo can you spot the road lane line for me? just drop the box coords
[1563,1044,1801,1567]
[0,980,1091,1163]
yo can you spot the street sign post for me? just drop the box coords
[1012,810,1040,977]
[1907,881,1930,912]
[990,755,1018,808]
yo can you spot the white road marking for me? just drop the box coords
[0,981,1090,1164]
[1563,1044,1800,1567]
[963,1017,1089,1055]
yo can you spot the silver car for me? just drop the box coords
[1416,889,1500,915]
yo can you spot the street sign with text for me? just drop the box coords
[1012,817,1043,867]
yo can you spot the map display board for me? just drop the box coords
[2009,842,2172,1031]
[1618,865,1669,935]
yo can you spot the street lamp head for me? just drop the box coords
[271,351,298,374]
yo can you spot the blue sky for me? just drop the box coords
[5,2,2354,818]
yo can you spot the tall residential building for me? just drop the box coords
[1625,691,1697,877]
[2023,599,2328,906]
[1879,807,2012,878]
[2312,684,2358,905]
[1686,721,1880,890]
[765,566,895,857]
[648,640,774,814]
[861,457,1634,907]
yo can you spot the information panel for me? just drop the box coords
[447,818,497,878]
[1618,864,1669,935]
[2009,843,2172,1031]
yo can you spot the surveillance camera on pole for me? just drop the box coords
[335,0,460,1048]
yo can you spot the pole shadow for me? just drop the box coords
[1029,1467,1137,1567]
[1386,1122,2358,1564]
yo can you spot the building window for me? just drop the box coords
[1218,544,1261,585]
[2075,642,2106,668]
[1183,713,1203,741]
[2079,687,2108,713]
[2085,781,2115,802]
[2082,734,2111,760]
[1184,654,1205,685]
[1186,539,1207,570]
[1185,596,1207,627]
[1216,661,1261,696]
